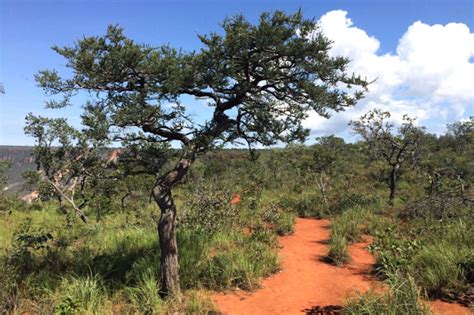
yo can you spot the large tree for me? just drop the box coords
[350,109,423,204]
[31,11,367,296]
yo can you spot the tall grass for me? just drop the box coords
[344,273,430,315]
[327,206,368,265]
[126,270,163,314]
[52,275,106,314]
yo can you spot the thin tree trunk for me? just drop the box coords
[389,164,399,205]
[317,172,328,204]
[120,192,129,211]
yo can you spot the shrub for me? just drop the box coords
[260,203,296,236]
[179,184,241,234]
[278,193,323,218]
[328,193,379,215]
[399,195,470,220]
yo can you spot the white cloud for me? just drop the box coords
[304,10,474,139]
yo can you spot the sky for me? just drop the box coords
[1,0,473,145]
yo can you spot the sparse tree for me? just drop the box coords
[311,135,345,204]
[24,114,113,223]
[350,109,423,205]
[32,11,367,296]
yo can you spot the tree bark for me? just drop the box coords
[154,185,181,297]
[152,155,194,297]
[389,164,399,205]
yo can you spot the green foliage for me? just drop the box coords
[328,193,380,215]
[344,273,429,315]
[259,203,296,236]
[369,227,421,277]
[179,184,240,234]
[410,244,467,294]
[278,193,323,218]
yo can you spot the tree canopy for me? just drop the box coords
[35,11,367,156]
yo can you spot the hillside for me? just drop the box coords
[0,146,35,192]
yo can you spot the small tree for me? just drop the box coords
[311,135,345,204]
[24,114,109,222]
[350,109,423,204]
[32,11,367,296]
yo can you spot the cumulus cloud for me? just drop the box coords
[304,10,474,139]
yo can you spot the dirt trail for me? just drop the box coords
[211,218,375,314]
[211,218,471,315]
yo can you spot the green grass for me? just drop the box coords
[0,193,287,313]
[344,274,430,315]
[327,232,349,265]
[125,270,163,314]
[327,206,368,265]
[52,275,106,314]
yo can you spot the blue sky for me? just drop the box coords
[1,0,473,145]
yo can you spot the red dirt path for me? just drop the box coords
[211,218,471,315]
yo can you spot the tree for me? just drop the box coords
[350,109,423,204]
[32,11,367,296]
[310,135,345,204]
[24,114,110,223]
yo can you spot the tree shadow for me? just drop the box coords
[303,305,343,314]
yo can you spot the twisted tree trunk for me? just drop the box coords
[152,155,194,297]
[154,185,180,296]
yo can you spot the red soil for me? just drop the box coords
[211,218,471,315]
[211,218,375,314]
[430,300,472,315]
[230,194,241,205]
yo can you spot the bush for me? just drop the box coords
[399,195,472,221]
[179,184,241,234]
[260,203,296,236]
[328,193,379,215]
[278,193,323,218]
[369,227,421,277]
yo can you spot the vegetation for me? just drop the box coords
[29,9,367,297]
[0,8,472,315]
[350,109,424,205]
[2,114,472,313]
